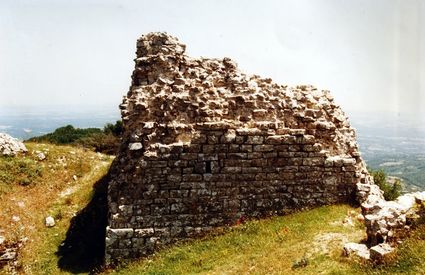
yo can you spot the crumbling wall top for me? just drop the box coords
[120,32,358,157]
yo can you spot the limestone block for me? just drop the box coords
[369,243,394,262]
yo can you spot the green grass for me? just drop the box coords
[0,155,42,194]
[106,207,425,275]
[109,205,366,275]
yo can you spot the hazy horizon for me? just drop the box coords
[1,0,424,117]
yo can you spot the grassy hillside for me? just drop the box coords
[2,143,425,274]
[0,142,113,274]
[107,208,425,275]
[108,204,366,275]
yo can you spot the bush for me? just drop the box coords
[27,121,123,155]
[370,169,402,201]
[103,120,123,137]
[76,133,120,155]
[28,125,103,144]
[0,157,43,192]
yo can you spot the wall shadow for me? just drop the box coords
[56,173,109,273]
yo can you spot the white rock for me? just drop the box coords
[129,142,143,151]
[370,243,394,261]
[0,235,5,245]
[36,151,46,161]
[0,249,17,261]
[72,175,78,181]
[343,243,370,260]
[0,133,27,156]
[45,216,55,227]
[11,216,20,222]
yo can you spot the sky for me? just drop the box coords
[0,0,424,116]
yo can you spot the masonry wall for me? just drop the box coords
[105,123,361,260]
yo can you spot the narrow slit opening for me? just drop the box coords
[205,161,212,173]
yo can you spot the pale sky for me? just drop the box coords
[0,0,424,115]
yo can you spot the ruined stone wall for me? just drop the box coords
[105,32,372,261]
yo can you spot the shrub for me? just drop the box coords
[370,169,402,201]
[27,121,123,155]
[75,133,120,155]
[103,120,123,137]
[0,157,43,193]
[28,125,102,144]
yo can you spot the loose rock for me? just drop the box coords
[0,133,27,156]
[0,249,17,262]
[343,243,370,260]
[36,151,46,161]
[45,216,55,227]
[369,243,394,262]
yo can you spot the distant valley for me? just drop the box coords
[350,112,425,191]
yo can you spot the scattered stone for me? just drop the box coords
[343,243,370,260]
[45,216,55,227]
[0,133,27,156]
[72,175,78,181]
[0,236,4,245]
[343,216,354,227]
[369,243,394,262]
[0,249,17,262]
[36,151,46,161]
[346,166,425,263]
[11,216,20,223]
[310,233,348,256]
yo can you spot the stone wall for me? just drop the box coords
[105,32,373,262]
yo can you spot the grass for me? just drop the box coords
[0,142,113,274]
[107,207,425,275]
[109,205,366,275]
[0,155,42,194]
[2,143,425,274]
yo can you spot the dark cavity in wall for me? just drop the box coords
[205,161,212,173]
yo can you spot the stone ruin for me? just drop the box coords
[105,32,375,262]
[345,180,425,261]
[0,133,27,156]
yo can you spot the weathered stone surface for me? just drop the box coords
[105,32,373,262]
[36,151,46,161]
[0,249,17,262]
[343,243,370,260]
[369,243,394,262]
[364,192,425,244]
[45,216,55,227]
[0,133,27,156]
[346,168,425,263]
